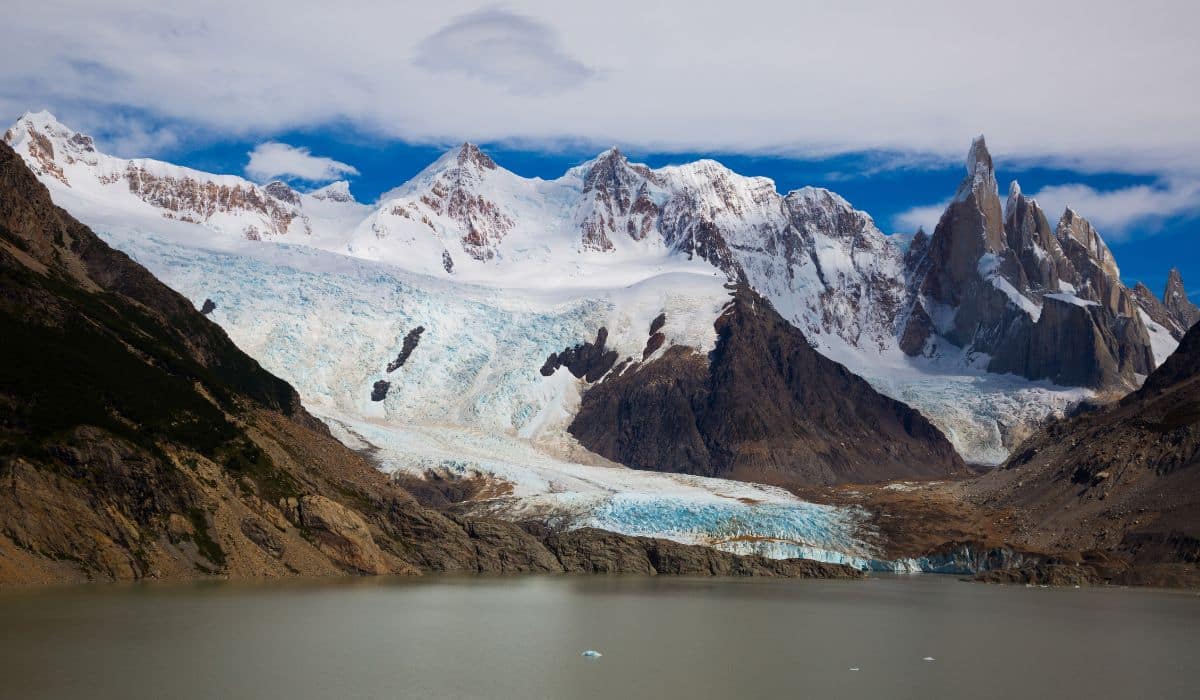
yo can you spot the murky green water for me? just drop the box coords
[1,574,1197,699]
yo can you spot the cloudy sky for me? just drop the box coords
[2,0,1198,292]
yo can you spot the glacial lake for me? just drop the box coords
[1,574,1197,699]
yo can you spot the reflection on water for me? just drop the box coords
[1,575,1198,699]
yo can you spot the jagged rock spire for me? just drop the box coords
[1057,207,1119,279]
[1003,179,1072,293]
[1165,268,1200,330]
[967,135,993,175]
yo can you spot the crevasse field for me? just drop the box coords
[104,226,895,568]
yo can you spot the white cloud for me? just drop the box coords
[1022,180,1200,241]
[892,200,948,234]
[2,1,1200,176]
[414,7,594,96]
[245,142,359,183]
[891,179,1200,239]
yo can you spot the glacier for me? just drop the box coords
[99,223,888,566]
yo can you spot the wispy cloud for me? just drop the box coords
[892,199,948,234]
[892,178,1200,240]
[414,7,594,97]
[245,142,358,183]
[1024,180,1200,241]
[3,1,1200,177]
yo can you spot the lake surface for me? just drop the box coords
[1,574,1197,699]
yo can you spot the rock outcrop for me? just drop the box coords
[576,148,662,251]
[1132,282,1184,338]
[386,326,425,372]
[540,327,620,382]
[3,111,312,240]
[901,137,1155,389]
[1164,268,1200,332]
[568,285,965,487]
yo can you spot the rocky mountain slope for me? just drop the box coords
[568,285,965,487]
[901,137,1157,389]
[0,140,863,584]
[965,319,1200,585]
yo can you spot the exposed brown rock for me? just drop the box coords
[568,285,965,487]
[901,138,1154,390]
[540,327,620,382]
[1132,281,1185,339]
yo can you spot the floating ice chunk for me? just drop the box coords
[581,650,602,658]
[849,667,860,672]
[923,657,935,662]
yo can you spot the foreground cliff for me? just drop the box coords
[0,141,861,585]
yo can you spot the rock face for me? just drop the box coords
[540,327,620,382]
[3,112,311,241]
[576,148,662,251]
[1132,282,1184,338]
[967,320,1200,585]
[386,326,425,372]
[568,285,965,487]
[0,140,860,585]
[292,495,389,574]
[1165,268,1200,332]
[901,137,1155,389]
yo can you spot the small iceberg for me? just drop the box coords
[581,650,602,658]
[923,657,935,662]
[849,667,860,672]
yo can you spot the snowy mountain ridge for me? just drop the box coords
[4,111,1191,468]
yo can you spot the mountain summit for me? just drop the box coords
[901,138,1156,389]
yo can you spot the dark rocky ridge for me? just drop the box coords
[0,141,859,585]
[1132,282,1185,339]
[966,319,1200,585]
[568,285,966,487]
[1165,268,1200,332]
[540,327,620,383]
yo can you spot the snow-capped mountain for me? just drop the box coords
[4,112,1184,474]
[3,111,325,240]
